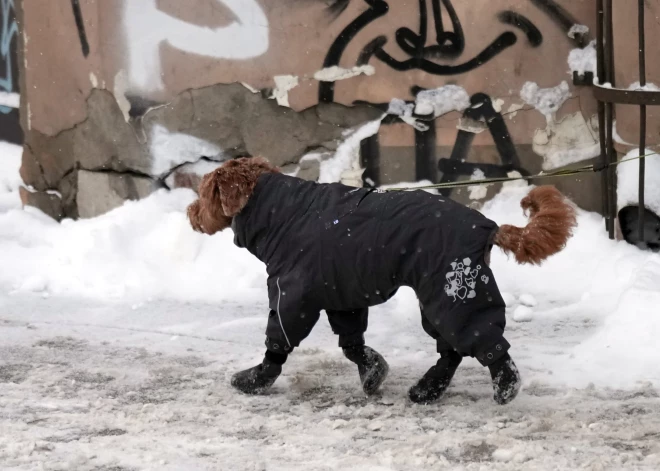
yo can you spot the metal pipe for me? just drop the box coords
[605,0,616,239]
[606,102,615,239]
[596,0,609,232]
[596,0,605,84]
[605,0,615,87]
[638,0,646,244]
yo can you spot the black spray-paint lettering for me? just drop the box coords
[319,0,547,103]
[437,93,530,196]
[70,0,90,57]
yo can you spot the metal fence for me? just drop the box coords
[593,0,660,242]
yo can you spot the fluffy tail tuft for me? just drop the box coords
[493,186,577,265]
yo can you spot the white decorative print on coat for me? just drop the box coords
[444,257,487,302]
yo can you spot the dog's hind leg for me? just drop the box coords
[408,305,463,404]
[416,254,521,405]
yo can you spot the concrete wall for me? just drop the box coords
[0,0,20,144]
[16,0,617,219]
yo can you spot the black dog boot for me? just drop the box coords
[343,345,389,395]
[408,350,463,404]
[488,353,521,405]
[231,356,284,395]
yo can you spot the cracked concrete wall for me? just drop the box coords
[16,0,624,219]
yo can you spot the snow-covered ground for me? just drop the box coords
[1,142,660,470]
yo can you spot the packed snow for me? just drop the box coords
[520,81,571,120]
[568,40,597,77]
[318,118,383,184]
[2,142,660,469]
[617,148,660,215]
[0,141,23,212]
[149,124,226,177]
[387,85,470,131]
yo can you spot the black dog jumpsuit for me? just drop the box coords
[231,173,510,366]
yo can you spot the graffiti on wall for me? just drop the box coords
[0,0,21,143]
[123,0,269,93]
[319,0,552,103]
[320,0,590,192]
[436,93,530,196]
[70,0,90,57]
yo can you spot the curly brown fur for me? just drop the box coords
[187,157,278,235]
[494,186,577,265]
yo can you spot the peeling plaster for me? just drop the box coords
[492,98,505,113]
[113,70,132,122]
[506,103,524,120]
[313,65,375,82]
[271,75,299,107]
[532,112,600,170]
[240,82,259,94]
[457,116,486,134]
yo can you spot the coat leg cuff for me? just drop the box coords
[338,332,365,348]
[476,338,510,366]
[265,337,294,354]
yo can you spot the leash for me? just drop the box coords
[383,151,658,192]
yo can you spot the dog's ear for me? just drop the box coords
[187,200,204,233]
[199,157,277,217]
[212,163,252,217]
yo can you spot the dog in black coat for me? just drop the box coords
[188,157,576,404]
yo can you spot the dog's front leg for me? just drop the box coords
[230,307,321,395]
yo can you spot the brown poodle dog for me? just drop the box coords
[188,156,576,404]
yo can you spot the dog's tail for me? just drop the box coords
[493,186,577,265]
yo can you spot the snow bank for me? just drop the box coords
[2,137,660,388]
[617,148,660,214]
[483,186,660,388]
[0,189,267,303]
[0,141,23,212]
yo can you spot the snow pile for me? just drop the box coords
[568,40,597,76]
[0,141,23,212]
[0,189,267,303]
[617,148,660,213]
[318,118,384,184]
[149,124,226,177]
[520,81,571,120]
